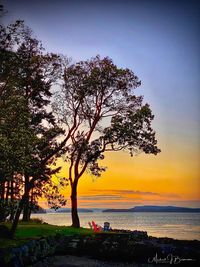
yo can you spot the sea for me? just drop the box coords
[31,212,200,241]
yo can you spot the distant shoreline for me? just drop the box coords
[102,205,200,213]
[102,210,200,213]
[43,205,200,213]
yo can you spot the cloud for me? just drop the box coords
[75,189,181,206]
[91,189,159,195]
[78,194,124,200]
[39,198,200,209]
[90,189,180,198]
[77,201,143,209]
[76,199,200,209]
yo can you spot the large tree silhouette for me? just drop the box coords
[0,21,67,236]
[53,56,161,228]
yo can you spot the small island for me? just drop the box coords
[102,205,200,212]
[54,208,93,213]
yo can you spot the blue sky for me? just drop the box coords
[2,0,200,207]
[3,0,200,129]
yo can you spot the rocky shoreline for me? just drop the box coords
[0,230,199,266]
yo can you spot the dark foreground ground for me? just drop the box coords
[0,224,199,267]
[30,255,163,267]
[28,233,200,267]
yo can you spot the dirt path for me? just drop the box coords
[29,255,151,267]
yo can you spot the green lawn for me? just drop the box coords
[15,223,93,238]
[0,219,93,248]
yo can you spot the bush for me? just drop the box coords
[19,218,44,224]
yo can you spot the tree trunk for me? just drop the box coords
[10,179,31,238]
[22,199,30,221]
[0,178,6,222]
[0,179,5,200]
[9,180,15,222]
[9,209,15,222]
[5,180,10,202]
[70,181,80,228]
[10,195,26,238]
[22,174,30,221]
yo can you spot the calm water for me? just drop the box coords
[31,212,200,240]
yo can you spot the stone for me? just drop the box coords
[0,225,11,238]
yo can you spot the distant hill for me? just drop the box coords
[47,208,93,213]
[102,205,200,212]
[32,206,46,214]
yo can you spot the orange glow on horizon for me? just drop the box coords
[41,134,200,209]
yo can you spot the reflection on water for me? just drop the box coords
[31,212,200,240]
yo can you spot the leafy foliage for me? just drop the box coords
[0,21,67,232]
[53,55,161,227]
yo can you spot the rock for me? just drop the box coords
[0,225,11,238]
[131,230,148,239]
[0,231,200,266]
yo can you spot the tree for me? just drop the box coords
[0,94,32,222]
[0,21,67,236]
[53,55,161,228]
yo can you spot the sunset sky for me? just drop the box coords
[3,0,200,208]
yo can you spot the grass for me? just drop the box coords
[15,223,93,238]
[0,219,93,248]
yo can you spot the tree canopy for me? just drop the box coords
[0,20,67,235]
[0,17,160,233]
[53,55,160,227]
